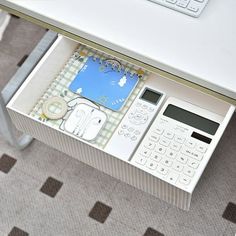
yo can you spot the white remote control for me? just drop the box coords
[105,86,165,161]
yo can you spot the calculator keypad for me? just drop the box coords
[131,125,208,189]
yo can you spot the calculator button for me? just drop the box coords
[144,141,156,150]
[149,134,159,142]
[173,162,184,172]
[139,148,151,157]
[159,137,170,147]
[179,175,191,185]
[174,136,185,144]
[166,172,179,184]
[157,165,168,175]
[196,144,207,153]
[183,167,195,177]
[135,155,147,165]
[155,144,166,154]
[154,127,164,135]
[150,152,162,162]
[164,130,174,139]
[185,139,196,148]
[161,158,173,167]
[146,159,158,170]
[187,159,199,169]
[170,142,181,151]
[166,149,177,159]
[181,147,203,161]
[176,154,188,164]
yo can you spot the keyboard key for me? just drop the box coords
[176,154,188,164]
[187,159,199,169]
[183,167,195,177]
[135,155,147,165]
[140,148,151,158]
[170,142,181,151]
[174,136,185,144]
[185,139,196,148]
[173,161,184,172]
[166,0,177,3]
[196,144,207,153]
[150,152,162,162]
[187,1,200,12]
[157,165,169,175]
[161,158,173,167]
[164,130,174,139]
[166,172,179,184]
[155,144,166,154]
[179,175,191,185]
[146,159,158,170]
[181,147,203,161]
[166,149,177,159]
[159,137,170,147]
[176,0,190,8]
[144,141,156,150]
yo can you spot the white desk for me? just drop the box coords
[1,0,236,101]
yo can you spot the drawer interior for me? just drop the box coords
[7,35,235,194]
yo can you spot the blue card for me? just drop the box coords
[69,57,139,111]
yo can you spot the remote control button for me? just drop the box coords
[134,113,143,121]
[161,158,173,167]
[164,130,174,139]
[146,159,158,170]
[174,136,185,144]
[185,139,196,148]
[140,148,151,157]
[124,133,131,138]
[183,167,195,177]
[173,162,184,172]
[155,144,166,154]
[149,134,159,142]
[166,172,179,184]
[157,165,168,175]
[181,147,203,161]
[128,127,134,132]
[170,142,181,151]
[142,104,148,109]
[187,159,199,169]
[196,144,207,153]
[176,154,188,164]
[166,149,177,159]
[179,175,191,185]
[159,137,170,147]
[154,127,164,135]
[148,107,154,112]
[136,102,141,107]
[121,124,128,129]
[118,130,124,135]
[135,155,147,165]
[131,135,137,141]
[144,141,156,150]
[150,152,162,162]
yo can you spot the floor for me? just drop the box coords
[0,16,236,236]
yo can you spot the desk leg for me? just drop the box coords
[0,93,33,149]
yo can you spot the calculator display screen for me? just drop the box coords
[140,88,161,105]
[163,104,219,135]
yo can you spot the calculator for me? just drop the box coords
[130,97,223,191]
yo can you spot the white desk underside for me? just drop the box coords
[1,0,236,99]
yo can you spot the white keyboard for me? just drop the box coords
[148,0,209,17]
[130,123,209,191]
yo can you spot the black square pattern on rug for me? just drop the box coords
[143,227,164,236]
[40,177,63,198]
[88,201,112,223]
[0,154,17,174]
[222,202,236,224]
[8,226,29,236]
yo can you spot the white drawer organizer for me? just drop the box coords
[7,35,235,210]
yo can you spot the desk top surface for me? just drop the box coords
[1,0,236,99]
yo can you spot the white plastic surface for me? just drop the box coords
[1,0,236,99]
